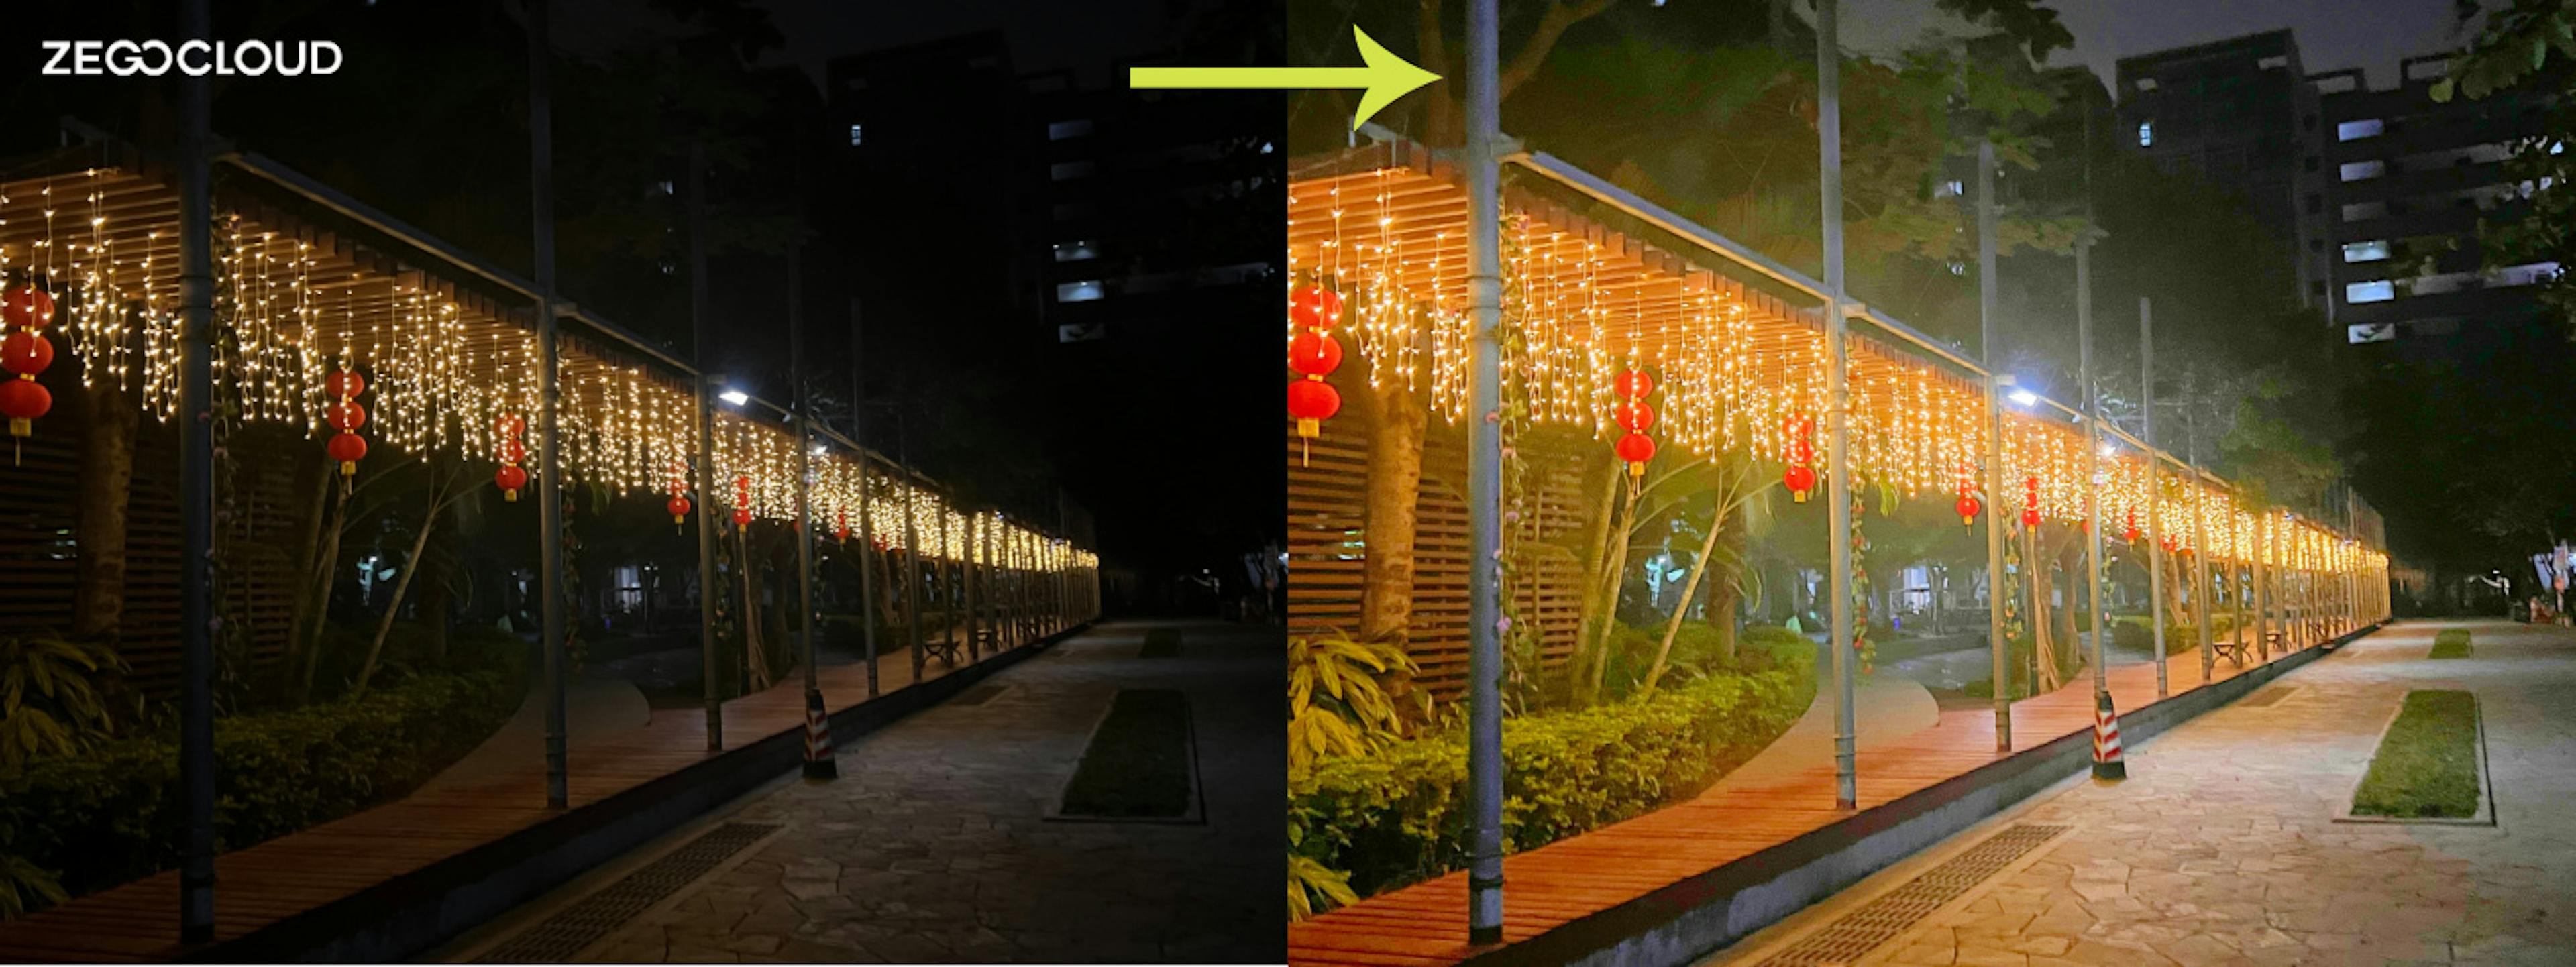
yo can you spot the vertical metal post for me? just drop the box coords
[899,456,922,682]
[690,143,724,748]
[1976,137,2009,752]
[2078,241,2105,699]
[966,513,981,662]
[176,0,216,937]
[528,0,570,809]
[1463,0,1507,942]
[2254,514,2270,661]
[2143,298,2165,697]
[793,251,832,780]
[1819,0,1858,811]
[849,304,879,697]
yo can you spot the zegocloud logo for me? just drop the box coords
[42,40,344,76]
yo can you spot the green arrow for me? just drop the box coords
[1128,27,1441,131]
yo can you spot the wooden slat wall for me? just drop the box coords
[0,414,299,695]
[1288,414,1588,701]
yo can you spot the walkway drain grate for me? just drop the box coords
[2241,687,2298,707]
[474,821,780,963]
[1755,823,2069,967]
[952,685,1008,706]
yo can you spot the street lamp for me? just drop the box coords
[2008,388,2039,407]
[718,388,749,407]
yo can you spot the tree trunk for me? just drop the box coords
[1581,486,1642,705]
[739,526,770,692]
[295,476,352,702]
[1359,382,1429,644]
[350,477,449,697]
[72,380,138,642]
[1642,504,1727,696]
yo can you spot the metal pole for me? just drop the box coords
[967,512,981,662]
[898,422,922,683]
[2079,241,2106,700]
[529,0,570,809]
[2254,513,2270,661]
[2186,384,2213,683]
[1819,0,1858,812]
[2143,297,2165,698]
[1463,0,1507,942]
[1977,137,2010,752]
[176,0,216,937]
[849,300,878,697]
[792,250,833,781]
[689,141,724,750]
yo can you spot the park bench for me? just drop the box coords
[2210,634,2251,666]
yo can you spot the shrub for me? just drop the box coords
[0,667,520,914]
[1290,667,1810,901]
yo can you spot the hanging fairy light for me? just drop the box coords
[0,284,56,452]
[1611,365,1656,479]
[1782,413,1817,502]
[1286,283,1346,464]
[493,412,528,501]
[323,365,368,475]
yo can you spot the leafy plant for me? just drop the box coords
[0,630,127,769]
[0,853,66,921]
[1288,631,1423,772]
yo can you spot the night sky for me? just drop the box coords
[1837,0,2484,88]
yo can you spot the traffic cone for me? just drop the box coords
[802,689,838,781]
[2091,691,2126,781]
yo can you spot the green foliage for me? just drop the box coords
[2351,690,2481,819]
[0,668,520,918]
[1289,632,1424,772]
[0,631,127,769]
[1289,667,1811,904]
[2430,628,2473,659]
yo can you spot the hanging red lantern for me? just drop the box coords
[731,506,754,526]
[2123,509,2140,543]
[1614,398,1656,432]
[326,399,367,432]
[1784,463,1817,501]
[1,286,54,330]
[1289,284,1344,331]
[835,508,852,543]
[1287,330,1342,376]
[2019,475,2041,527]
[1613,369,1655,399]
[327,431,367,475]
[1782,413,1817,503]
[1,331,52,376]
[1286,378,1341,431]
[494,464,529,502]
[667,495,692,526]
[0,378,50,437]
[1956,493,1981,528]
[1614,431,1656,471]
[323,367,366,400]
[731,474,754,527]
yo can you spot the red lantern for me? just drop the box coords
[1784,463,1817,503]
[323,368,366,400]
[1,331,52,376]
[2123,510,2140,544]
[1613,369,1655,399]
[327,400,367,432]
[667,496,692,525]
[1615,431,1656,475]
[731,507,753,527]
[1956,494,1981,527]
[1286,378,1340,433]
[1290,284,1344,330]
[1615,398,1656,433]
[1287,330,1342,376]
[495,464,528,502]
[1,287,54,329]
[835,508,851,543]
[327,432,367,475]
[0,378,50,437]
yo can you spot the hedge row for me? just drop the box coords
[0,668,521,905]
[1291,665,1811,897]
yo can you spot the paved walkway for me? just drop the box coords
[460,619,1283,964]
[1710,620,2576,967]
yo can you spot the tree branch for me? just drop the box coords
[1498,0,1617,103]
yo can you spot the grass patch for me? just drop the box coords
[2430,629,2472,659]
[1139,628,1182,658]
[1059,689,1193,818]
[2351,690,2480,819]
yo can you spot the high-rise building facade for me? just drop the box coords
[2311,56,2551,344]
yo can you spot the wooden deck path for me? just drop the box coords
[1289,628,2359,967]
[0,627,1066,962]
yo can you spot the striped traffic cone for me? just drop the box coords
[2091,691,2126,781]
[802,689,838,781]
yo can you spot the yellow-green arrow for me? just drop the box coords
[1128,27,1441,131]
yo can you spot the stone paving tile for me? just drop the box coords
[570,620,1283,963]
[1743,621,2576,967]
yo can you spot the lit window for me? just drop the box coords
[2339,160,2384,181]
[1050,160,1095,180]
[2135,78,2158,91]
[2258,54,2288,70]
[848,123,863,147]
[2137,121,2153,147]
[1055,280,1105,302]
[1052,241,1099,262]
[2342,240,2390,263]
[2345,280,2396,303]
[2336,118,2384,141]
[1048,119,1093,141]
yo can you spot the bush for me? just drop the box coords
[1290,667,1810,899]
[0,667,521,911]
